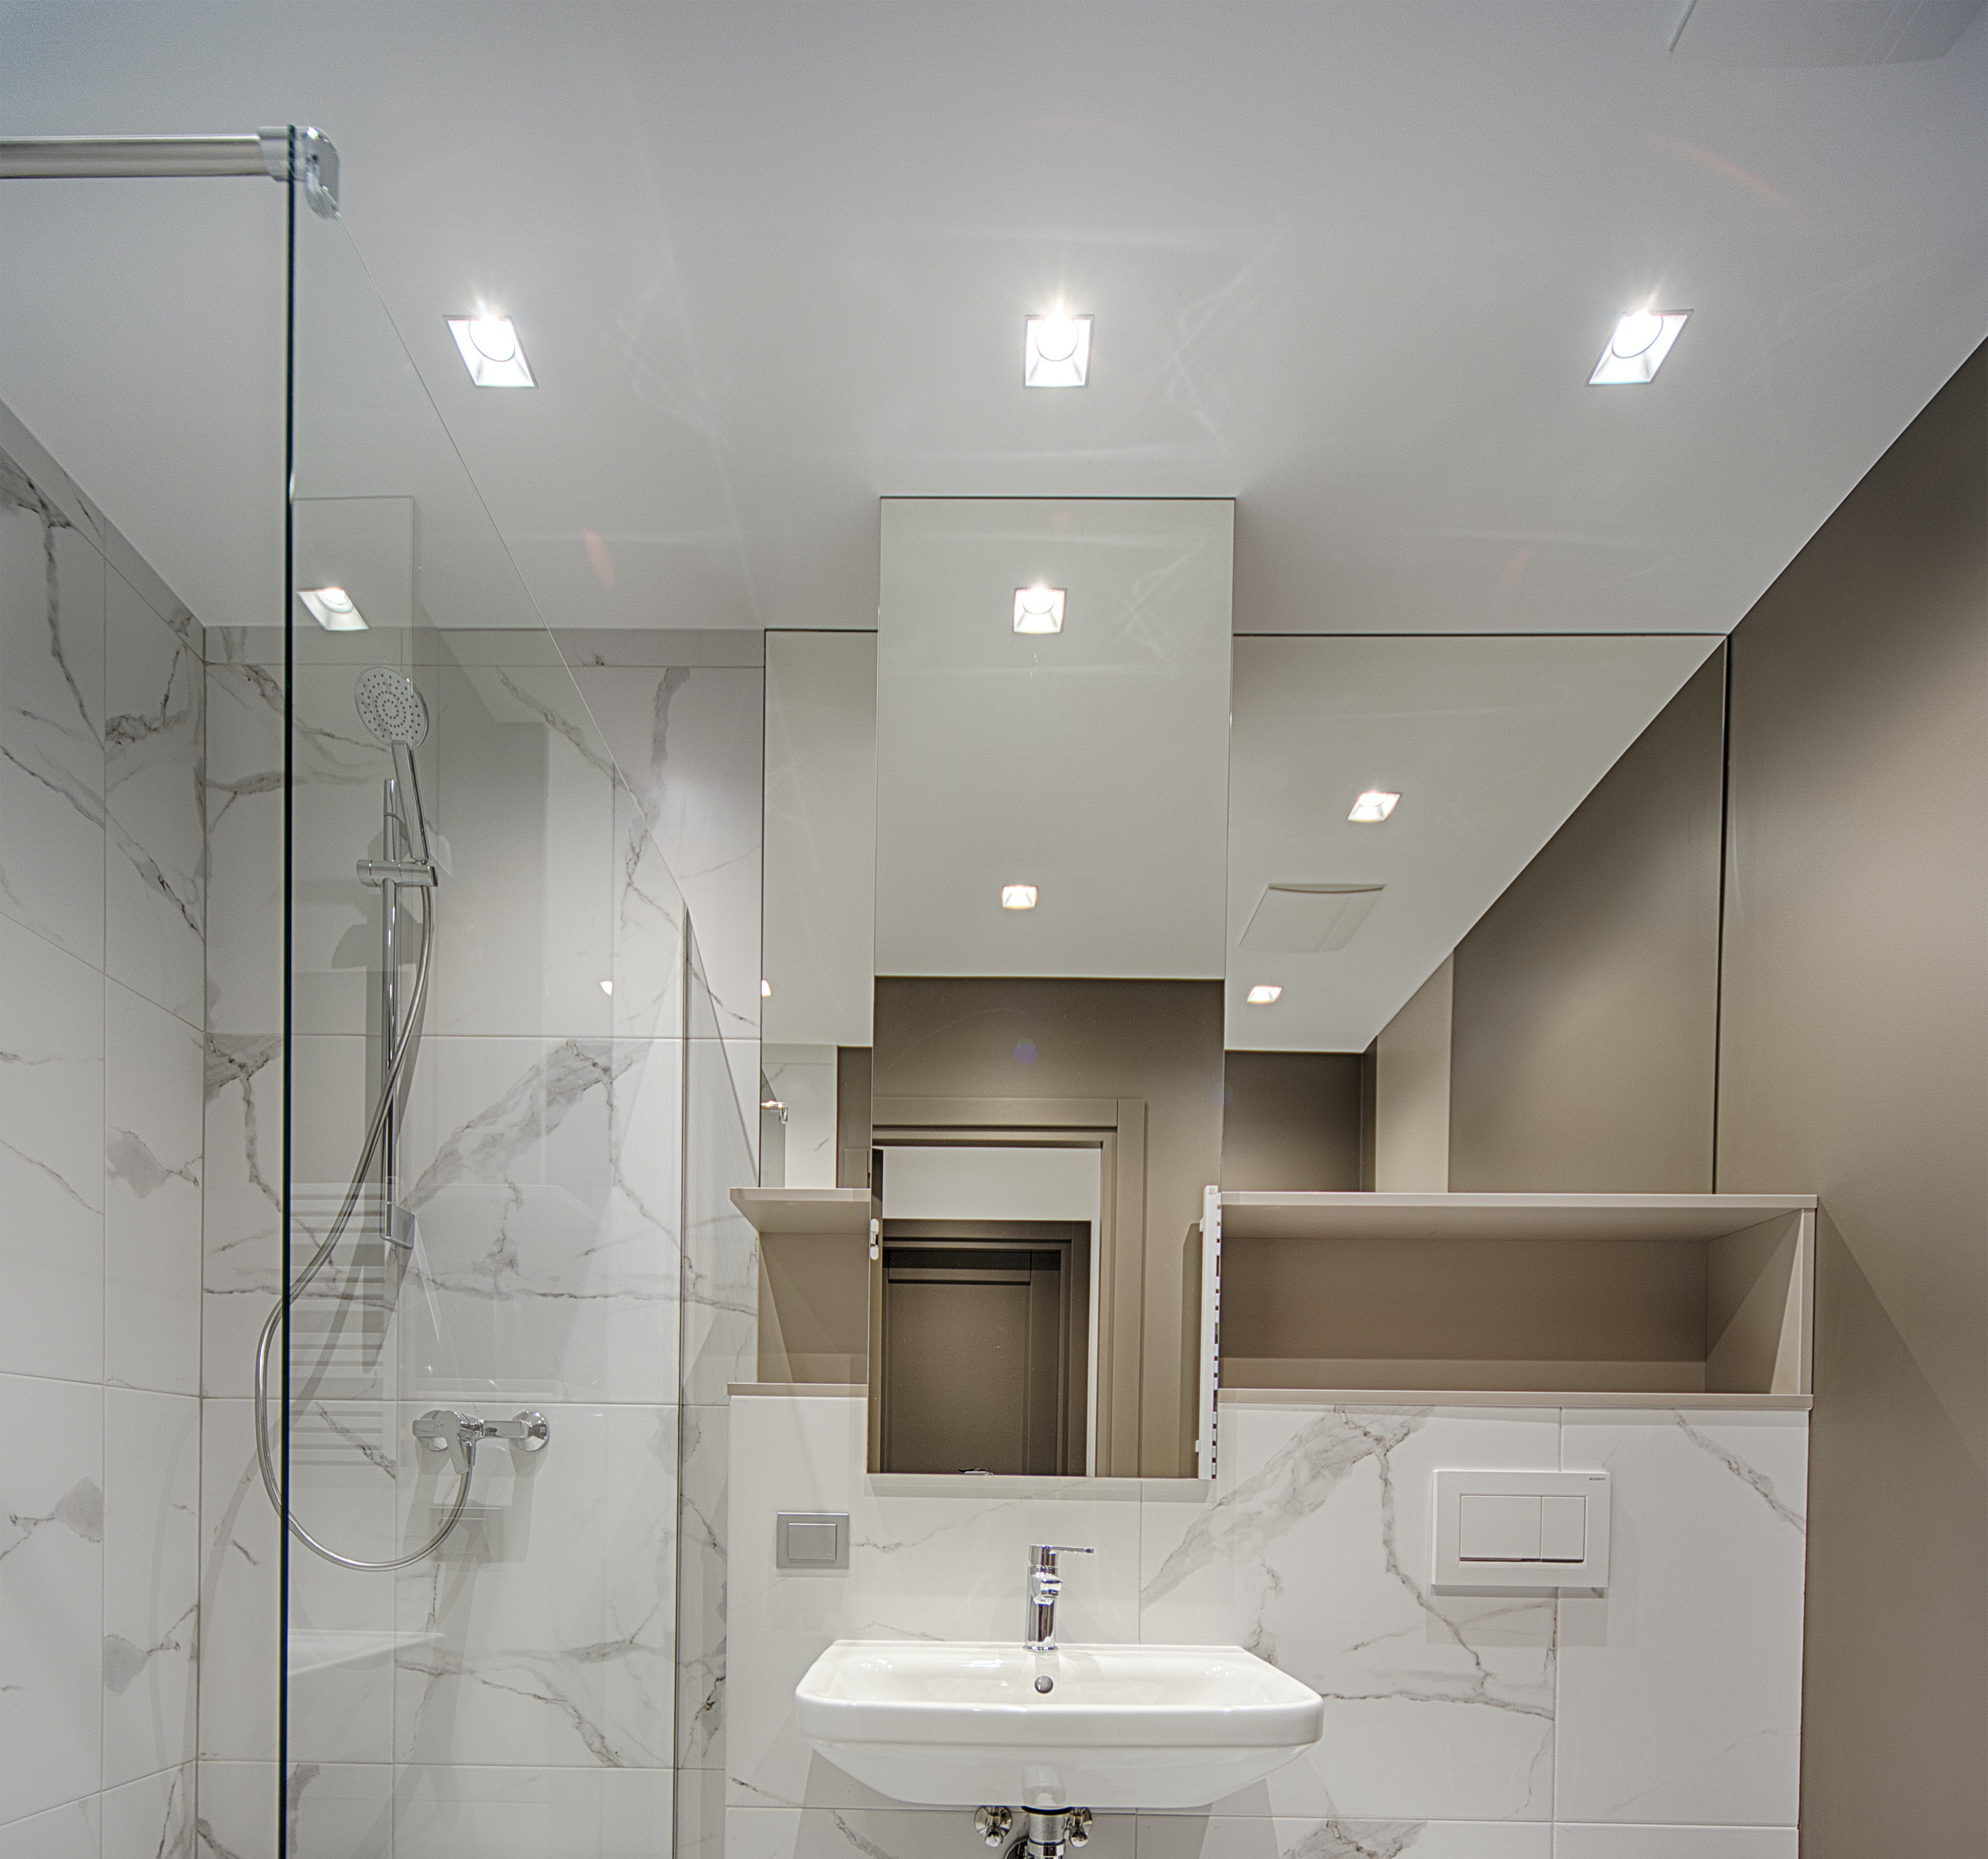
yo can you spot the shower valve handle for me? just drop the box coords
[413,1408,552,1470]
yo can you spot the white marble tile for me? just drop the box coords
[0,1373,104,1822]
[1551,1831,1797,1859]
[201,1033,369,1401]
[0,460,106,969]
[760,1048,836,1189]
[427,662,616,1040]
[393,1763,674,1858]
[102,1389,200,1789]
[197,1399,396,1768]
[100,1762,194,1859]
[682,1036,759,1406]
[393,1401,677,1770]
[193,1760,393,1859]
[731,1805,1132,1859]
[0,1790,99,1859]
[678,1765,729,1859]
[197,1028,283,1399]
[613,778,687,1043]
[191,1760,273,1859]
[1555,1412,1807,1829]
[1136,1816,1554,1859]
[395,1035,678,1405]
[569,662,763,1042]
[1140,1404,1559,1823]
[103,569,204,1027]
[202,662,286,1036]
[0,918,104,1383]
[678,1401,731,1777]
[104,981,202,1396]
[724,1395,863,1808]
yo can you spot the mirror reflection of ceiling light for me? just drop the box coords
[1348,790,1401,822]
[1590,307,1688,385]
[1245,984,1283,1005]
[447,315,537,387]
[1001,885,1039,910]
[298,585,368,631]
[599,979,613,996]
[1013,586,1066,634]
[1024,312,1091,388]
[760,978,772,998]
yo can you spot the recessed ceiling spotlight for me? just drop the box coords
[298,585,368,632]
[760,978,772,998]
[1024,312,1091,388]
[1590,307,1688,385]
[1348,790,1400,823]
[599,979,613,996]
[1001,884,1039,910]
[1013,586,1066,634]
[1245,984,1283,1005]
[447,315,536,388]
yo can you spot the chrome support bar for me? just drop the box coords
[0,127,339,214]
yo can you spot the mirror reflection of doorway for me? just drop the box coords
[870,1141,1104,1475]
[876,1221,1090,1474]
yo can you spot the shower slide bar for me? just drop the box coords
[0,127,339,214]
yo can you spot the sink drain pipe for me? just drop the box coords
[975,1807,1093,1859]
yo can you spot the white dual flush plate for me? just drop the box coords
[1431,1468,1610,1591]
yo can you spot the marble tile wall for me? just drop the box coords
[552,627,768,1859]
[725,1392,1808,1859]
[1,408,205,1858]
[197,626,716,1858]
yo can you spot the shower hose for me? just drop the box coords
[251,891,476,1571]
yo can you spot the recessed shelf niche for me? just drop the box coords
[1213,1192,1814,1410]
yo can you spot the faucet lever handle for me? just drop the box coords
[1028,1543,1095,1566]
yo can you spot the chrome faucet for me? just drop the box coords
[1025,1543,1093,1650]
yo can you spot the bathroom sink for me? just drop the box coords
[794,1640,1323,1809]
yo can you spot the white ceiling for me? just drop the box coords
[1225,633,1722,1050]
[2,2,1984,640]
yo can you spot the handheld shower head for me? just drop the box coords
[354,668,432,867]
[354,665,430,746]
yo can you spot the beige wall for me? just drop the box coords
[1219,1050,1362,1192]
[1448,647,1726,1192]
[1717,347,1987,1850]
[872,976,1223,1475]
[1373,956,1452,1190]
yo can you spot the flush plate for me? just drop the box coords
[1431,1468,1610,1591]
[777,1510,850,1571]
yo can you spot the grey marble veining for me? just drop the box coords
[0,451,106,967]
[104,569,206,1027]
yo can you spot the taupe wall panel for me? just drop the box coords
[1717,347,1987,1853]
[873,976,1223,1475]
[1220,1051,1362,1192]
[1448,648,1725,1192]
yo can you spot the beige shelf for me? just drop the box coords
[1212,1190,1815,1405]
[731,1187,876,1234]
[1218,1388,1812,1412]
[1219,1191,1815,1243]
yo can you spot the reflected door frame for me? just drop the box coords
[869,1096,1148,1478]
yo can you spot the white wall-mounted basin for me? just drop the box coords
[794,1640,1324,1809]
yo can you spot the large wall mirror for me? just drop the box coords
[749,495,1726,1480]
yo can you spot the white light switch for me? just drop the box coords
[1540,1495,1587,1561]
[1433,1469,1610,1591]
[1459,1493,1541,1561]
